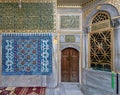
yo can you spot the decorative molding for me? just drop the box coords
[57,0,99,8]
[0,0,56,3]
[57,5,82,8]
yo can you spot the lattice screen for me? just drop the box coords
[89,12,113,71]
[92,12,110,24]
[89,30,113,71]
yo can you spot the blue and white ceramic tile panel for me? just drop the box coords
[0,33,58,87]
[2,33,52,75]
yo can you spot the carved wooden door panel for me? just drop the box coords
[61,48,79,82]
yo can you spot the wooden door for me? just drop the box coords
[61,48,79,82]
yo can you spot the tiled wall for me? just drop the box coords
[0,3,55,32]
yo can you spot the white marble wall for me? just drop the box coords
[82,69,116,95]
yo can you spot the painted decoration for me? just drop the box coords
[60,15,80,29]
[2,33,52,75]
[0,2,55,32]
[65,35,75,43]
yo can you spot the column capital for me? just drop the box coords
[111,18,120,28]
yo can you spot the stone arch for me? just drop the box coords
[85,4,119,31]
[60,45,80,52]
[86,4,116,71]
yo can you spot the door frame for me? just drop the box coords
[59,46,82,84]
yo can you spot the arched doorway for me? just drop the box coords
[61,48,79,82]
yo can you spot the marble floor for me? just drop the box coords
[46,83,84,95]
[59,83,84,95]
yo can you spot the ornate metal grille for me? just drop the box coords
[89,30,113,71]
[89,12,113,71]
[92,12,110,24]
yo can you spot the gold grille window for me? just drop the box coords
[89,31,112,71]
[92,12,110,24]
[89,12,113,71]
